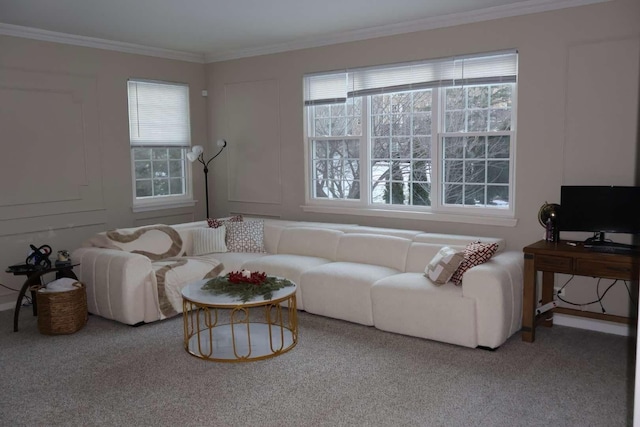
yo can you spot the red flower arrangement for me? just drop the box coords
[227,270,267,285]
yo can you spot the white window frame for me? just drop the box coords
[127,79,196,212]
[302,51,518,227]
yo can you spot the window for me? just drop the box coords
[127,79,193,210]
[304,50,517,221]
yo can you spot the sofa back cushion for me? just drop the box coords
[170,221,208,256]
[413,233,505,253]
[277,227,343,260]
[343,226,423,240]
[263,221,289,254]
[336,234,411,271]
[404,242,464,273]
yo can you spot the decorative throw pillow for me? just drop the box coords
[225,220,266,253]
[207,214,243,229]
[425,246,464,285]
[451,241,499,286]
[192,226,227,255]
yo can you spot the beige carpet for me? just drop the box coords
[0,308,634,426]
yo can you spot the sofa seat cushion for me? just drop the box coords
[371,273,477,348]
[242,254,333,311]
[300,262,400,326]
[202,252,266,274]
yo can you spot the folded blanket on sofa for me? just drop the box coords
[152,256,224,318]
[87,224,183,261]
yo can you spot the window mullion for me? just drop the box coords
[361,96,370,207]
[431,88,442,210]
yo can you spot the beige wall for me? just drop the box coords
[206,0,639,316]
[0,36,208,306]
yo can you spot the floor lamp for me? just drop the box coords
[187,139,227,218]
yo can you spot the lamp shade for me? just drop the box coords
[187,145,204,162]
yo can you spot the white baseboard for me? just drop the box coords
[553,313,631,336]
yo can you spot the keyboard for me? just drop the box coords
[587,244,638,255]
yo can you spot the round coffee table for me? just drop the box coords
[181,279,298,362]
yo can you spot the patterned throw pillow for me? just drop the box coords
[451,241,499,286]
[225,220,266,253]
[192,226,227,255]
[207,214,243,229]
[425,246,464,285]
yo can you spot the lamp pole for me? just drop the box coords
[190,139,227,219]
[202,164,210,219]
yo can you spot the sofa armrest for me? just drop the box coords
[461,251,524,348]
[71,247,157,325]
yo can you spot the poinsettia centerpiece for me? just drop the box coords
[201,270,294,302]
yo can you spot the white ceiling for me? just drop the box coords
[0,0,607,62]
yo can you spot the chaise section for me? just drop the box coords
[371,241,523,349]
[72,247,156,325]
[461,251,524,348]
[371,275,478,347]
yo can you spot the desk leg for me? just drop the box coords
[541,271,555,327]
[522,254,536,342]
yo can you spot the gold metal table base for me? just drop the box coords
[182,293,298,362]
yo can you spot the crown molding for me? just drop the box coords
[0,23,205,63]
[205,0,611,62]
[0,0,611,64]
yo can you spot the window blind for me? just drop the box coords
[303,73,348,106]
[128,80,191,147]
[304,50,518,104]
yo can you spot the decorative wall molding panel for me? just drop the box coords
[0,67,104,231]
[224,79,282,204]
[0,210,107,237]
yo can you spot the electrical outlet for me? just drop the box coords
[554,287,564,297]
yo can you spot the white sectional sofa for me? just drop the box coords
[71,218,524,349]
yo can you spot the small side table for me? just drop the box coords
[7,263,79,332]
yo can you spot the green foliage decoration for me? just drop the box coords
[201,271,294,303]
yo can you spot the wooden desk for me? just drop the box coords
[522,240,639,342]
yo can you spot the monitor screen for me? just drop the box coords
[558,186,640,234]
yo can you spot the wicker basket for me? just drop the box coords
[35,282,88,335]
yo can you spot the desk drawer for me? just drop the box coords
[535,255,573,273]
[575,259,633,279]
